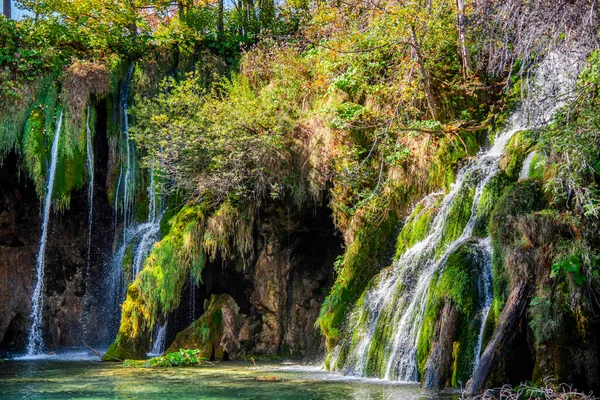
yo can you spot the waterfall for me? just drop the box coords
[150,322,168,356]
[334,46,586,382]
[82,105,95,341]
[472,237,493,370]
[189,273,197,321]
[519,151,537,181]
[114,165,122,232]
[85,105,94,281]
[148,160,156,221]
[105,129,163,336]
[121,64,135,229]
[27,110,64,355]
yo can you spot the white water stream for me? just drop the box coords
[27,110,63,355]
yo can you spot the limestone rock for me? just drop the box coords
[166,294,246,360]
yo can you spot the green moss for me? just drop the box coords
[122,243,134,283]
[427,132,479,191]
[53,142,86,211]
[1,74,56,158]
[436,184,475,256]
[489,180,546,309]
[473,172,510,237]
[499,130,536,181]
[317,210,399,350]
[165,294,239,361]
[22,106,48,197]
[416,270,442,380]
[395,198,439,260]
[416,242,482,385]
[159,191,185,235]
[528,152,546,180]
[105,202,212,360]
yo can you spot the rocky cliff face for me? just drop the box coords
[163,202,342,360]
[0,152,37,351]
[0,102,115,353]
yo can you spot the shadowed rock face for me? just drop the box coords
[0,102,114,353]
[0,153,102,352]
[0,152,37,351]
[163,201,343,361]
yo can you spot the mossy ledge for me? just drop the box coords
[103,203,211,361]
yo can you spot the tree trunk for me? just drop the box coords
[3,0,11,19]
[465,284,531,396]
[217,0,224,35]
[456,0,472,78]
[423,301,459,389]
[410,25,439,121]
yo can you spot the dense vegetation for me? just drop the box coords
[1,0,599,393]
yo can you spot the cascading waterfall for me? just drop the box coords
[27,110,64,355]
[105,182,163,337]
[519,151,537,181]
[150,322,168,356]
[472,237,493,370]
[333,46,586,382]
[121,64,135,229]
[132,165,162,277]
[85,105,95,281]
[81,105,95,341]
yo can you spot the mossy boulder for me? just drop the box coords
[418,240,487,388]
[103,204,210,361]
[165,294,247,360]
[102,285,150,361]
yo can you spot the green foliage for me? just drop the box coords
[136,349,208,368]
[538,67,600,218]
[528,284,572,345]
[489,180,546,312]
[132,73,306,204]
[552,255,586,286]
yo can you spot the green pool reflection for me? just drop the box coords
[0,356,458,399]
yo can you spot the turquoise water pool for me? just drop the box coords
[0,355,457,399]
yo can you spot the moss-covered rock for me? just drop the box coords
[473,172,510,237]
[104,203,211,360]
[318,210,399,350]
[165,294,247,360]
[395,196,441,260]
[121,242,134,284]
[499,130,536,181]
[436,183,475,256]
[417,241,486,387]
[489,180,546,312]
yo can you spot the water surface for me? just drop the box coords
[0,357,457,399]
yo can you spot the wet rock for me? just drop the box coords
[466,283,530,396]
[166,294,246,360]
[423,301,458,389]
